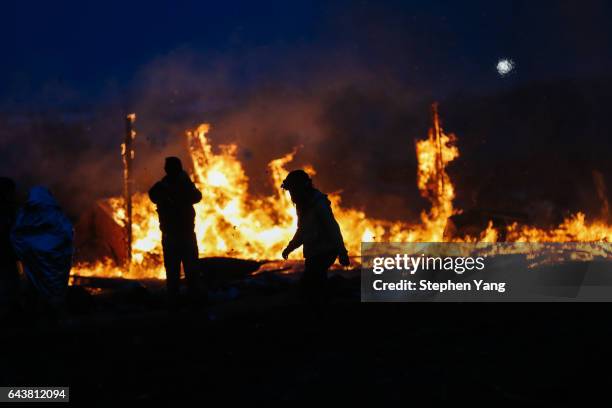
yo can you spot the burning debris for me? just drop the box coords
[72,104,612,280]
[74,200,127,265]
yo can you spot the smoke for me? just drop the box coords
[2,47,612,226]
[1,1,612,224]
[124,49,431,222]
[0,46,429,221]
[0,107,120,216]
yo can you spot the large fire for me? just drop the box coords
[73,107,612,279]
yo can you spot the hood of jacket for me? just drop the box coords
[26,186,60,209]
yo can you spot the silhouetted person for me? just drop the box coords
[281,170,350,305]
[0,177,19,317]
[149,157,203,311]
[11,186,73,318]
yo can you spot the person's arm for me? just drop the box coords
[189,182,202,204]
[283,217,304,259]
[148,182,164,204]
[315,200,350,265]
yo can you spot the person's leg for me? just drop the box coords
[22,277,42,321]
[301,257,316,304]
[181,232,202,307]
[301,251,337,305]
[162,236,181,311]
[0,262,21,323]
[315,252,337,304]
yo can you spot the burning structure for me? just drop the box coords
[72,105,612,280]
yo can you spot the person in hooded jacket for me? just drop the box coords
[281,170,350,304]
[11,186,73,314]
[149,157,203,310]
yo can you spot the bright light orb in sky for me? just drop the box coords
[497,58,515,76]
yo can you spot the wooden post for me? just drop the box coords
[122,113,136,269]
[431,103,445,201]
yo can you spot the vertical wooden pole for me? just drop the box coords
[431,103,445,201]
[123,113,136,270]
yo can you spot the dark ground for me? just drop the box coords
[1,270,611,405]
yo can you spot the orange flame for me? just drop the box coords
[73,111,612,279]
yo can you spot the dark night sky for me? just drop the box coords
[2,0,611,106]
[1,0,612,221]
